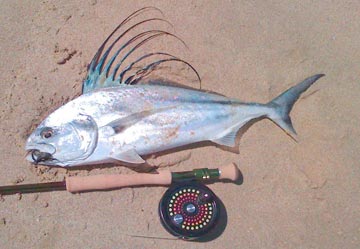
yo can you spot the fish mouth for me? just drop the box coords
[27,150,53,164]
[25,143,57,165]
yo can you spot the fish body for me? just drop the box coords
[25,8,325,167]
[25,75,324,167]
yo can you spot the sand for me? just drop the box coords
[0,1,359,248]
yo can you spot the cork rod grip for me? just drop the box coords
[218,163,240,181]
[66,170,172,193]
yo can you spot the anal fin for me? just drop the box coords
[211,129,238,147]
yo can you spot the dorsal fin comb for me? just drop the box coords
[82,7,201,94]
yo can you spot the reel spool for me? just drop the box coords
[159,182,220,240]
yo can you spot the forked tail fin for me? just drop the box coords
[267,74,325,137]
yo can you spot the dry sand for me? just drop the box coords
[0,1,359,248]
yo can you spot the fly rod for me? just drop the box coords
[0,163,240,195]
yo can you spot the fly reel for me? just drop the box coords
[159,181,220,240]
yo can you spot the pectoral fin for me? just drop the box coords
[110,148,145,164]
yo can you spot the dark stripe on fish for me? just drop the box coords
[105,106,175,134]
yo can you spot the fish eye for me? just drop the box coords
[40,127,54,139]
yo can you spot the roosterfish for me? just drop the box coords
[25,7,324,167]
